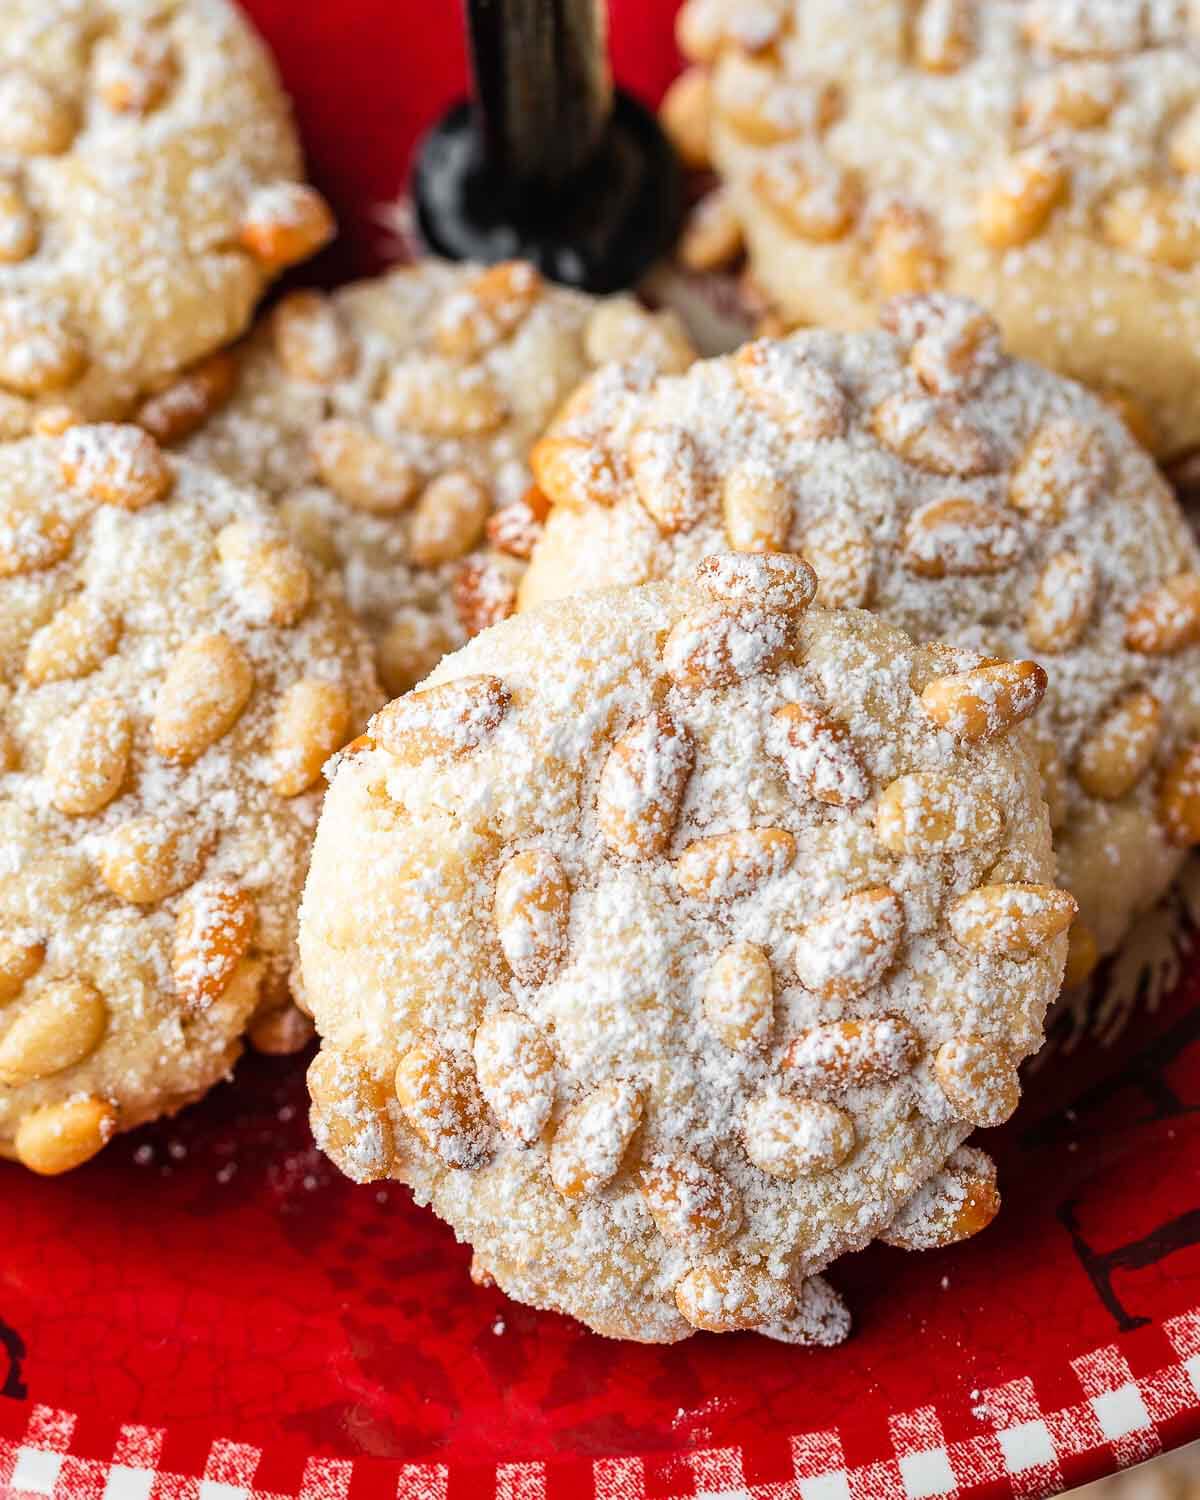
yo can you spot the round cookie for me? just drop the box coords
[300,554,1070,1343]
[177,259,695,697]
[518,298,1200,972]
[677,0,1200,457]
[0,0,333,436]
[0,424,380,1174]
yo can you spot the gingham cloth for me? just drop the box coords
[3,1308,1199,1500]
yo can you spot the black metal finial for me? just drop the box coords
[412,0,682,293]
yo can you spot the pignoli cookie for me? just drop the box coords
[177,259,695,697]
[519,298,1200,973]
[300,556,1068,1342]
[0,425,379,1173]
[675,0,1200,457]
[0,0,332,437]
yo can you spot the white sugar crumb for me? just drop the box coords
[301,563,1063,1343]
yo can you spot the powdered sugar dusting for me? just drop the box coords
[520,305,1200,958]
[0,434,380,1162]
[703,0,1200,454]
[183,261,694,699]
[0,0,313,430]
[301,572,1063,1342]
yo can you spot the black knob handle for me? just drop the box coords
[412,0,682,293]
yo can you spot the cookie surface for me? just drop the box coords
[0,425,379,1173]
[300,556,1068,1342]
[684,0,1200,456]
[179,260,695,697]
[0,0,331,435]
[520,299,1200,969]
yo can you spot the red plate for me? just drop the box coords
[3,6,1200,1498]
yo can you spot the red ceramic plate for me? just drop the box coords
[4,6,1200,1498]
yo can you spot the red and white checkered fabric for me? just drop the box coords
[3,1309,1199,1500]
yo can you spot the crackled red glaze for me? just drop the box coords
[2,4,1200,1497]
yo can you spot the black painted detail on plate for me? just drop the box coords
[0,1318,27,1401]
[1057,1201,1200,1333]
